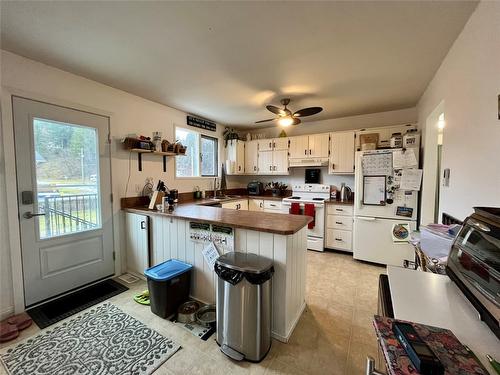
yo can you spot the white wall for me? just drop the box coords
[0,50,227,315]
[229,168,355,193]
[417,1,500,222]
[244,107,417,139]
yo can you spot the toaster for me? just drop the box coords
[247,181,264,196]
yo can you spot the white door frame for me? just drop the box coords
[1,87,119,313]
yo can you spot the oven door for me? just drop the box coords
[447,216,500,338]
[283,201,325,237]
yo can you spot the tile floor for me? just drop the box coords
[1,251,386,374]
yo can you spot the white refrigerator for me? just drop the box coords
[353,148,420,267]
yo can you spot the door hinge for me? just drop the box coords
[107,132,112,144]
[112,251,116,261]
[110,193,114,202]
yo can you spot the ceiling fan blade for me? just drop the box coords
[293,107,323,117]
[255,118,276,123]
[292,117,301,125]
[266,105,286,116]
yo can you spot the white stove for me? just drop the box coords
[282,184,330,251]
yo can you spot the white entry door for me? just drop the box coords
[13,96,114,307]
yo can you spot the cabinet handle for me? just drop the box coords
[309,149,312,155]
[269,142,272,149]
[260,203,263,208]
[336,221,343,224]
[238,166,241,171]
[304,149,307,155]
[269,165,272,171]
[335,238,343,241]
[140,221,146,229]
[273,142,275,148]
[254,166,256,171]
[335,208,344,212]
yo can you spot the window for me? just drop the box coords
[175,127,218,178]
[201,135,218,176]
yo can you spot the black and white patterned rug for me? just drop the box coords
[0,303,181,375]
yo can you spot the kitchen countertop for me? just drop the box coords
[124,203,311,235]
[387,266,499,372]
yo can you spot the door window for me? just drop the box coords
[33,118,101,239]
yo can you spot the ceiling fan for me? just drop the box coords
[255,98,323,126]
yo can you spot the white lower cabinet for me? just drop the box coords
[325,204,353,252]
[221,199,248,210]
[125,213,150,276]
[248,199,264,211]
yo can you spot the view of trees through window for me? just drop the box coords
[34,118,101,238]
[175,127,218,177]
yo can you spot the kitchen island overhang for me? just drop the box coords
[123,204,311,342]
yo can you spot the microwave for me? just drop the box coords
[446,207,500,339]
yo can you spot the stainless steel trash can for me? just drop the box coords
[215,252,274,362]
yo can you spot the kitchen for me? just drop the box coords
[1,1,499,375]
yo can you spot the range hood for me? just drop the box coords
[289,158,329,168]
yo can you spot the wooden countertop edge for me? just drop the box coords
[123,205,312,235]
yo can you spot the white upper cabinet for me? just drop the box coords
[273,137,289,151]
[257,139,274,152]
[288,135,309,158]
[308,133,330,158]
[329,131,355,174]
[244,140,259,174]
[289,134,329,158]
[226,139,245,175]
[273,150,289,174]
[257,150,273,174]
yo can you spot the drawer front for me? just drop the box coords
[326,229,352,251]
[327,215,353,231]
[327,204,353,216]
[263,200,282,210]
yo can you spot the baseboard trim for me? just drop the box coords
[1,306,14,320]
[271,301,306,343]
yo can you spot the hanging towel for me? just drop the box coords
[304,203,315,229]
[289,202,300,215]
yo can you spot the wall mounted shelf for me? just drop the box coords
[129,148,184,172]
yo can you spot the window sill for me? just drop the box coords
[175,176,219,180]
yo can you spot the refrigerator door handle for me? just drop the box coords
[358,217,376,221]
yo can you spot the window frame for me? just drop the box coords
[174,126,219,179]
[200,134,218,177]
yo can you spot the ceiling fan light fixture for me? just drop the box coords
[278,116,294,126]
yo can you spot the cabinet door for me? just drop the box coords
[258,150,273,174]
[125,213,149,276]
[258,139,273,152]
[248,199,264,211]
[221,201,238,210]
[309,133,330,158]
[288,135,309,158]
[236,141,245,174]
[244,140,258,174]
[273,150,289,175]
[273,137,289,151]
[225,140,237,174]
[329,131,355,174]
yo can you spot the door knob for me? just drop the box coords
[23,212,45,219]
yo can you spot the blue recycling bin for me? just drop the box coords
[144,259,193,318]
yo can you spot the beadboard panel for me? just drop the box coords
[143,214,307,342]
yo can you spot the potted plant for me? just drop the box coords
[223,128,239,147]
[265,182,288,197]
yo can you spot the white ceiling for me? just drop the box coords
[1,1,477,127]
